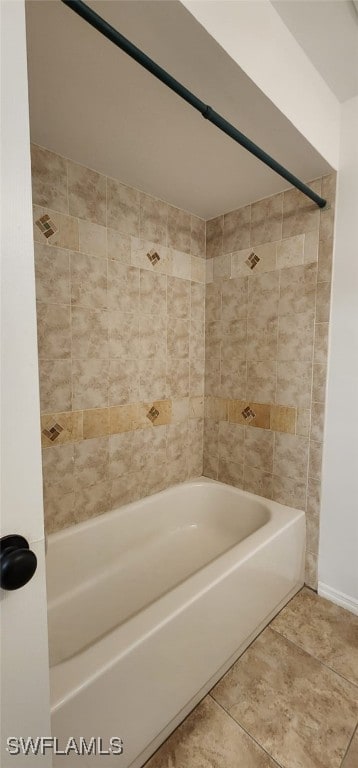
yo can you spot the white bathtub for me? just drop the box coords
[47,478,305,767]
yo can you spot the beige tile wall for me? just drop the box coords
[203,175,335,589]
[31,144,205,534]
[32,143,335,591]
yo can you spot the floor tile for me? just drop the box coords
[145,695,278,767]
[342,727,358,768]
[270,587,358,685]
[212,627,358,768]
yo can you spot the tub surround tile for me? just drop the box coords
[320,205,335,243]
[107,229,131,264]
[171,250,191,281]
[39,359,72,414]
[71,307,108,359]
[271,588,358,687]
[223,205,251,253]
[317,238,333,283]
[33,205,79,251]
[42,443,74,493]
[276,234,304,269]
[37,303,71,360]
[109,311,140,360]
[107,261,140,313]
[140,193,168,244]
[206,216,223,259]
[218,458,244,489]
[72,355,109,410]
[34,243,70,305]
[167,276,190,318]
[167,206,191,253]
[131,238,172,275]
[70,251,107,309]
[250,193,283,246]
[44,491,75,534]
[31,144,68,213]
[34,148,333,576]
[107,178,139,236]
[74,480,111,523]
[68,160,106,226]
[316,281,331,323]
[228,400,271,430]
[247,361,277,403]
[296,408,311,437]
[74,436,109,490]
[203,453,219,480]
[244,427,274,472]
[276,360,313,409]
[212,627,358,768]
[272,474,306,510]
[305,550,318,590]
[109,359,140,406]
[83,408,110,439]
[243,466,273,499]
[314,322,329,365]
[283,180,321,238]
[304,229,319,264]
[41,411,83,448]
[78,219,107,259]
[274,433,309,483]
[218,422,245,464]
[270,405,296,435]
[190,215,206,258]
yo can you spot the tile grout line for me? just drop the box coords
[209,694,285,768]
[339,722,358,768]
[269,624,358,690]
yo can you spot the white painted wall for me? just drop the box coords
[182,0,340,168]
[319,95,358,613]
[0,0,51,762]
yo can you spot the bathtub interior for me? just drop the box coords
[46,480,271,666]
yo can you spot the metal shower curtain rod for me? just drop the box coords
[61,0,327,209]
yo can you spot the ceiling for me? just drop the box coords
[272,0,358,103]
[25,0,332,219]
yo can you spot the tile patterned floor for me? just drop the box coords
[145,589,358,768]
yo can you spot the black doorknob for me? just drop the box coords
[0,535,37,590]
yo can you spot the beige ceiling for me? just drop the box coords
[25,0,332,219]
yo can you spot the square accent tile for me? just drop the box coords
[36,214,58,239]
[147,406,160,423]
[147,249,161,266]
[242,405,256,420]
[42,422,64,442]
[245,251,260,270]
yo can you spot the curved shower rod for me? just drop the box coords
[61,0,326,209]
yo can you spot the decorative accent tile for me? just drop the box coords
[41,411,83,448]
[147,406,160,423]
[36,214,58,239]
[228,400,270,429]
[83,408,110,439]
[245,251,260,270]
[42,422,63,442]
[242,405,256,420]
[147,249,160,266]
[270,405,296,434]
[33,205,79,251]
